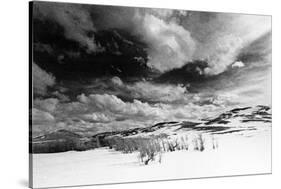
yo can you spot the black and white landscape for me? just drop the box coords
[30,1,271,188]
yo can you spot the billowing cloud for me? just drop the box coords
[32,108,55,123]
[32,108,56,137]
[33,3,271,74]
[32,62,55,96]
[148,8,174,19]
[82,113,115,123]
[77,93,163,119]
[131,9,270,74]
[133,9,195,72]
[110,77,188,103]
[232,61,245,68]
[34,2,104,53]
[30,3,271,137]
[107,9,270,74]
[127,82,188,103]
[183,13,271,75]
[34,98,59,113]
[51,91,70,102]
[202,34,243,75]
[31,88,241,136]
[111,76,123,86]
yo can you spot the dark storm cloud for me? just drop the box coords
[32,2,151,80]
[31,2,271,136]
[87,7,271,74]
[33,2,271,77]
[33,2,104,53]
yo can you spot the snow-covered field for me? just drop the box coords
[32,127,271,188]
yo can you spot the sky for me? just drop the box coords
[31,1,272,137]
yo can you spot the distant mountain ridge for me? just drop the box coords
[31,105,271,153]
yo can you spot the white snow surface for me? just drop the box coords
[32,128,271,188]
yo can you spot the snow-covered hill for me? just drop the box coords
[31,105,271,153]
[32,105,271,188]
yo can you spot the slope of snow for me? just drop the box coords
[32,129,271,188]
[31,106,271,188]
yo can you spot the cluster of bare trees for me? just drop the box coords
[104,133,215,165]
